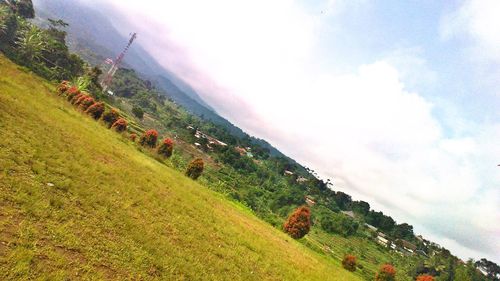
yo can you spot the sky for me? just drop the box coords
[84,0,499,262]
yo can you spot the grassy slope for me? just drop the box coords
[0,55,360,280]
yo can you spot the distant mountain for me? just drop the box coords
[32,0,287,158]
[32,0,210,108]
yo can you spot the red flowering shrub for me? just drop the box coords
[342,255,357,272]
[85,102,105,120]
[376,264,396,281]
[186,158,204,180]
[139,129,158,148]
[101,109,120,128]
[69,90,83,103]
[283,206,311,239]
[74,93,91,107]
[157,138,174,158]
[71,93,86,105]
[129,133,137,142]
[111,118,128,132]
[416,275,434,281]
[79,96,95,111]
[57,80,70,95]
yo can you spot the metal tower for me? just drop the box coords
[100,32,137,92]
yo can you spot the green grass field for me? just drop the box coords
[0,54,361,280]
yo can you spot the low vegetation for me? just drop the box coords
[1,1,497,279]
[0,53,360,281]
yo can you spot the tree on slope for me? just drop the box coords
[376,264,396,281]
[186,158,204,180]
[283,206,311,239]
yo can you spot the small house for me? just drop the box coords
[341,210,355,219]
[305,196,316,206]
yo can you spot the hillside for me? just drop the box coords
[0,55,360,280]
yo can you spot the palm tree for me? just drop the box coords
[0,5,10,35]
[16,24,47,62]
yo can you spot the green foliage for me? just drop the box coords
[319,210,359,237]
[72,75,91,92]
[15,23,47,62]
[14,0,35,18]
[132,105,144,119]
[0,57,361,280]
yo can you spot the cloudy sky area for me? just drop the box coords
[88,0,499,262]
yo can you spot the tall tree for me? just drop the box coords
[283,206,311,239]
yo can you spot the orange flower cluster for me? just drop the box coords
[416,275,434,281]
[376,264,396,281]
[140,129,159,148]
[111,118,128,132]
[158,138,174,158]
[85,102,105,120]
[283,206,311,239]
[342,255,357,272]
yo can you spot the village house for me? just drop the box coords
[283,170,294,176]
[341,210,355,219]
[376,233,389,247]
[305,196,316,206]
[400,239,417,253]
[296,177,308,183]
[364,223,378,232]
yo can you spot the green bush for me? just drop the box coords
[132,105,144,119]
[320,212,359,237]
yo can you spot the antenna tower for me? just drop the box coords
[101,32,137,92]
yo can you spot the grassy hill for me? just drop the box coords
[0,55,360,280]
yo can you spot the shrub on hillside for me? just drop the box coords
[157,138,174,158]
[283,206,311,239]
[321,212,359,237]
[111,118,128,132]
[132,105,144,119]
[186,158,204,180]
[376,264,396,281]
[342,255,357,272]
[57,80,70,95]
[416,275,434,281]
[69,90,83,103]
[72,93,87,105]
[102,109,120,128]
[79,96,95,111]
[139,129,158,148]
[129,133,137,142]
[85,102,105,120]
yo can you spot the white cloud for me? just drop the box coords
[97,0,500,262]
[441,0,500,63]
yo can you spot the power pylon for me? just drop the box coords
[100,32,137,92]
